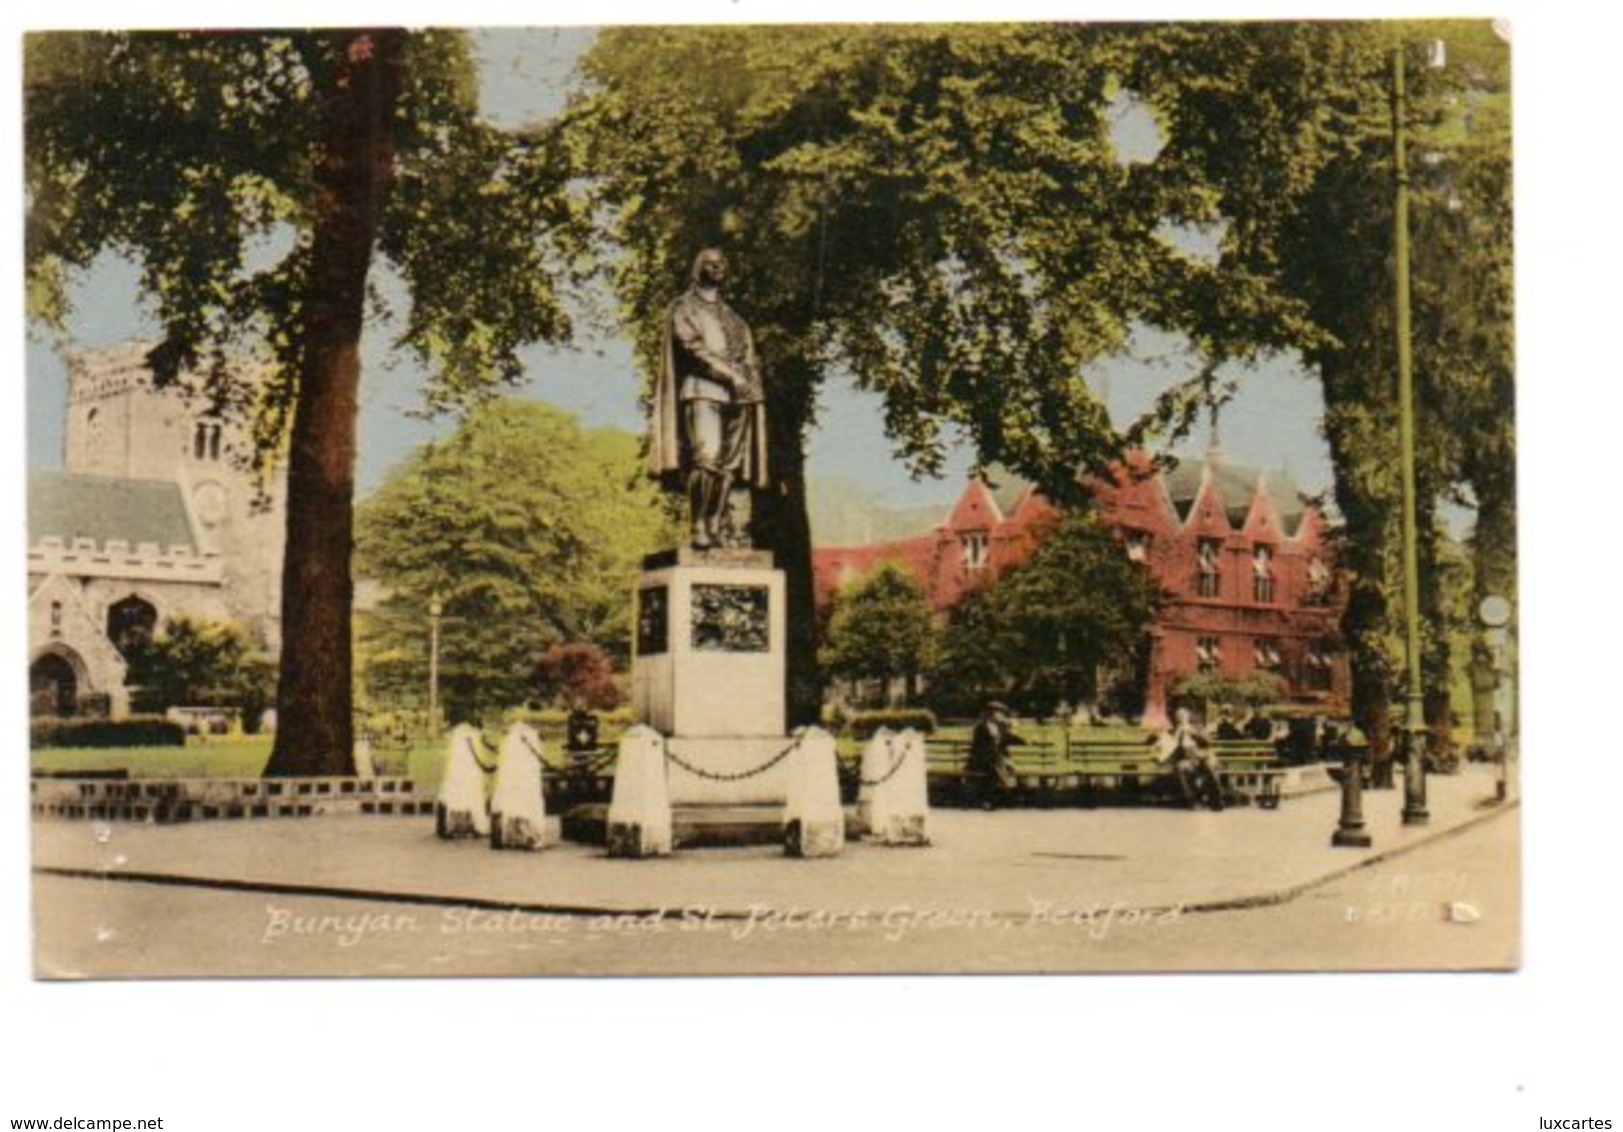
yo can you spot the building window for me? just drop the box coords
[194,420,224,462]
[1254,637,1282,672]
[1252,544,1275,604]
[1305,557,1331,606]
[50,601,63,637]
[1196,539,1221,598]
[1304,641,1336,691]
[962,531,989,572]
[1124,530,1151,563]
[1196,635,1222,673]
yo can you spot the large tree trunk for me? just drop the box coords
[265,31,406,777]
[752,355,822,728]
[1321,373,1401,789]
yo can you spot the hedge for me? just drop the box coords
[837,708,938,740]
[31,716,187,749]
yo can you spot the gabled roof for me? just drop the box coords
[943,476,1004,532]
[979,466,1030,519]
[1162,456,1310,536]
[29,472,198,551]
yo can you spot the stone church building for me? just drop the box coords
[813,447,1349,727]
[27,343,286,719]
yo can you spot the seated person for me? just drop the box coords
[1243,711,1276,742]
[1155,708,1226,811]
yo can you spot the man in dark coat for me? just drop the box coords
[965,701,1023,810]
[648,248,770,550]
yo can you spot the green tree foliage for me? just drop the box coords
[1238,22,1514,760]
[1099,21,1509,760]
[26,30,577,774]
[1171,670,1288,712]
[932,586,1019,715]
[566,25,1318,724]
[819,563,938,706]
[125,617,275,725]
[355,399,666,722]
[989,512,1158,710]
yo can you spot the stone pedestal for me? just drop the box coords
[435,723,490,839]
[632,549,790,807]
[607,725,673,858]
[860,727,931,847]
[490,723,556,851]
[783,727,844,858]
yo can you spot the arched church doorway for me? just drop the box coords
[30,652,80,717]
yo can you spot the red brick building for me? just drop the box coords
[812,449,1348,726]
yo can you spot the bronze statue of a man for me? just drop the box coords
[648,248,770,550]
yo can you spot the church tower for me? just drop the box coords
[61,343,287,650]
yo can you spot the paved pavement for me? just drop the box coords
[30,763,1519,976]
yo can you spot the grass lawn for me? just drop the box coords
[31,720,1162,781]
[30,734,449,782]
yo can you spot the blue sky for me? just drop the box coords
[25,25,1333,512]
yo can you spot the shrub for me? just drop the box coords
[838,708,938,740]
[31,716,187,749]
[533,642,625,712]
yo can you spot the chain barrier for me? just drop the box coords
[856,735,910,788]
[665,734,802,782]
[519,732,572,772]
[464,733,500,774]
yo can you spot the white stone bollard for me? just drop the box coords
[855,727,895,837]
[869,728,931,846]
[353,734,376,779]
[436,724,491,839]
[783,726,844,858]
[606,725,672,858]
[490,723,554,851]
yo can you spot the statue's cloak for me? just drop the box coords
[648,293,770,492]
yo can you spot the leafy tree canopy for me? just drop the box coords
[569,23,1343,493]
[125,617,275,723]
[355,398,668,722]
[26,30,578,449]
[819,562,938,695]
[990,511,1158,706]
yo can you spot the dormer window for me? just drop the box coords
[962,531,989,572]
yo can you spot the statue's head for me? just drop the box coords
[691,247,728,289]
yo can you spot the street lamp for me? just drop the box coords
[427,592,444,737]
[1392,38,1446,827]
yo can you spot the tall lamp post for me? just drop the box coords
[427,592,444,737]
[1393,39,1446,827]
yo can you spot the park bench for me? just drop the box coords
[921,736,1289,808]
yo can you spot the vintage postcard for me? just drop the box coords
[23,20,1518,979]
